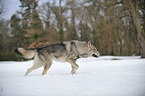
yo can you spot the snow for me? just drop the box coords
[0,56,145,96]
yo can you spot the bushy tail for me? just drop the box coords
[14,48,37,59]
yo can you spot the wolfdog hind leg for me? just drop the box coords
[42,57,52,75]
[25,55,43,76]
[67,59,79,74]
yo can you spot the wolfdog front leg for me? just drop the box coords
[67,58,79,74]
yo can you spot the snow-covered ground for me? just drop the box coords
[0,56,145,96]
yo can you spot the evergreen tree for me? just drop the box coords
[10,15,24,47]
[18,0,44,48]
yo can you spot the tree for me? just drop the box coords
[0,0,5,16]
[49,0,65,42]
[128,0,145,58]
[39,2,61,43]
[10,15,24,47]
[79,20,90,41]
[66,0,80,40]
[18,0,45,48]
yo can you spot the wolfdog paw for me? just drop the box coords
[71,71,76,75]
[71,70,77,75]
[42,72,46,75]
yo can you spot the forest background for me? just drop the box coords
[0,0,145,61]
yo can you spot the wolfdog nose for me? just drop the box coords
[92,54,99,58]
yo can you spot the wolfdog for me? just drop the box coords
[14,40,100,76]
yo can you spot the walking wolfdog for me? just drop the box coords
[14,40,100,76]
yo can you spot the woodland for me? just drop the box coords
[0,0,145,61]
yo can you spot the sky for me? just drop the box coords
[2,0,48,20]
[3,0,21,20]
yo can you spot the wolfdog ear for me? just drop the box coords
[87,41,92,51]
[88,41,92,47]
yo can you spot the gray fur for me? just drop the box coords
[14,40,100,76]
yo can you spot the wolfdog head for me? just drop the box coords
[87,41,100,57]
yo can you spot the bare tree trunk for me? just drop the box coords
[59,23,64,42]
[59,0,64,42]
[71,8,77,40]
[142,0,145,37]
[129,0,145,58]
[93,27,96,47]
[143,13,145,34]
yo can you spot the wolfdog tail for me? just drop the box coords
[14,48,37,59]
